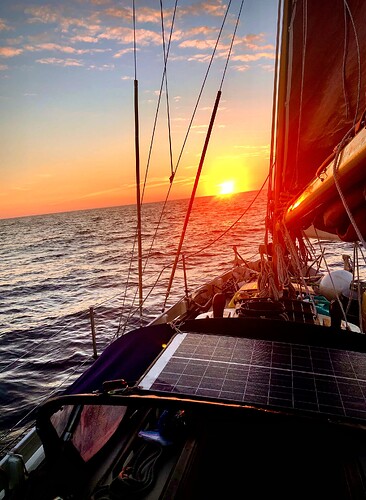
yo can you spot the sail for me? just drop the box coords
[275,0,366,241]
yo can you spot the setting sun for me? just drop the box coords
[219,180,235,195]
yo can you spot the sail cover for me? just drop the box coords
[277,0,366,240]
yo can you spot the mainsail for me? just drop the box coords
[274,0,366,242]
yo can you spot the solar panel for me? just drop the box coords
[138,332,366,421]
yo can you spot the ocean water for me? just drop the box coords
[0,190,355,454]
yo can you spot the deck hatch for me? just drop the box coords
[138,332,366,420]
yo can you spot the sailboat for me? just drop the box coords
[1,0,366,498]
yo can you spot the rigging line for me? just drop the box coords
[343,0,361,127]
[142,0,231,210]
[267,0,282,211]
[352,243,363,331]
[266,0,283,247]
[163,1,253,306]
[140,0,178,203]
[186,174,269,261]
[116,0,144,331]
[170,0,233,177]
[160,0,174,178]
[132,0,137,80]
[131,1,148,317]
[342,0,350,118]
[121,1,241,318]
[121,183,268,319]
[134,0,233,303]
[134,80,143,315]
[331,2,365,247]
[332,129,366,248]
[293,0,307,189]
[118,3,179,333]
[279,223,314,300]
[163,89,223,309]
[132,174,268,317]
[311,226,350,327]
[218,0,245,92]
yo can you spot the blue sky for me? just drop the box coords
[0,0,278,218]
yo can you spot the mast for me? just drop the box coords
[273,0,290,226]
[271,0,291,289]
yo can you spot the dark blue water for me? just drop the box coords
[0,190,352,453]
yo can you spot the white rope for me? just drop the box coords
[257,252,281,300]
[279,223,315,304]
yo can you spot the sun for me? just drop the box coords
[218,180,235,195]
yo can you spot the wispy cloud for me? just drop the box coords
[0,18,12,31]
[234,144,270,158]
[0,47,23,57]
[36,57,84,67]
[113,47,135,58]
[180,1,227,17]
[232,52,274,62]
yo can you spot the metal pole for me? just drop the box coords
[89,307,98,359]
[182,254,189,297]
[134,79,143,316]
[163,90,222,309]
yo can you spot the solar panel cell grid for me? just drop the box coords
[139,333,366,420]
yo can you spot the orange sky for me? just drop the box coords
[0,1,277,219]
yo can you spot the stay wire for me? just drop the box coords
[185,173,269,261]
[218,0,245,92]
[160,0,175,178]
[132,0,137,80]
[122,0,235,322]
[117,1,179,334]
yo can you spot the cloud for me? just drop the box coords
[0,18,12,31]
[69,35,99,44]
[234,144,270,158]
[113,47,135,58]
[36,57,84,67]
[0,64,8,70]
[232,52,274,63]
[231,63,250,72]
[135,7,161,24]
[24,6,102,34]
[24,42,110,56]
[186,53,211,63]
[0,47,23,58]
[179,39,216,50]
[103,6,132,21]
[25,6,61,25]
[78,187,122,199]
[88,64,115,71]
[180,1,227,17]
[90,0,112,5]
[25,43,87,54]
[99,26,161,46]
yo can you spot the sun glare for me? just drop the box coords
[219,180,235,195]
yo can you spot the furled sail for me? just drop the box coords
[275,0,366,242]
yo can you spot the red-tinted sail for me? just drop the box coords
[275,0,366,241]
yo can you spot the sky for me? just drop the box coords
[0,0,278,219]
